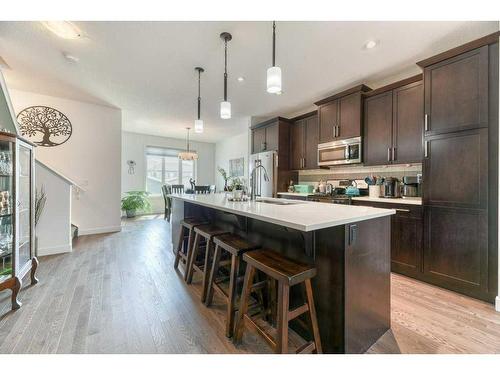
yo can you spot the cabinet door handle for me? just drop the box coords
[424,141,429,158]
[387,147,391,162]
[337,126,340,138]
[332,124,336,138]
[302,157,305,168]
[395,208,411,213]
[392,147,396,161]
[424,114,429,131]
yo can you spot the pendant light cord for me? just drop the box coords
[223,38,228,101]
[272,21,276,67]
[197,69,201,120]
[186,128,190,152]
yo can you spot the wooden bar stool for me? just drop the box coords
[205,234,260,337]
[234,249,322,354]
[173,218,208,279]
[186,224,229,303]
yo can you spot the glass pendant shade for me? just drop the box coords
[220,101,231,119]
[178,151,198,161]
[194,119,204,133]
[267,66,282,94]
[178,128,198,160]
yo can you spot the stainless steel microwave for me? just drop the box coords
[317,137,362,166]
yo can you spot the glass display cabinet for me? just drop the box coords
[0,130,37,310]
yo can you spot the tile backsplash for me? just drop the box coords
[298,163,422,185]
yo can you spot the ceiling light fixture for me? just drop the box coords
[178,127,198,161]
[42,21,82,40]
[364,40,378,49]
[194,67,204,133]
[237,77,245,82]
[220,32,232,120]
[267,21,282,94]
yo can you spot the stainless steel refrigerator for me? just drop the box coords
[249,150,278,198]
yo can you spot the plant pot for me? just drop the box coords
[126,209,136,218]
[232,189,243,200]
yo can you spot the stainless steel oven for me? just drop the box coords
[317,137,362,166]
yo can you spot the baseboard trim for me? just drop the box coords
[496,296,500,312]
[78,225,122,236]
[37,243,72,256]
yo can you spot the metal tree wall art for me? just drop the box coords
[17,106,72,147]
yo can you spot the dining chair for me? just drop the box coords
[194,185,211,194]
[171,185,184,194]
[161,184,172,221]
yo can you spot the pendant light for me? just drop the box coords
[267,21,282,94]
[194,67,204,133]
[220,32,232,119]
[178,127,198,160]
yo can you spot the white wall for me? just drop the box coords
[214,128,250,192]
[10,89,122,236]
[122,131,215,214]
[35,162,72,256]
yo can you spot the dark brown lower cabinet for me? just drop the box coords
[351,201,423,278]
[391,208,423,278]
[353,199,496,302]
[423,206,490,300]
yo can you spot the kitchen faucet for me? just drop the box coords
[250,163,269,201]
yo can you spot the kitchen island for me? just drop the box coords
[169,193,395,353]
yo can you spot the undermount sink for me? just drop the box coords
[256,198,303,205]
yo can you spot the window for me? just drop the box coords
[145,146,196,194]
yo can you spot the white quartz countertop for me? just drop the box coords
[169,193,395,232]
[351,196,422,206]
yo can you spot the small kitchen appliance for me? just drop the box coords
[317,137,362,166]
[401,175,422,198]
[382,177,401,198]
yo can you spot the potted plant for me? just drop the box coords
[34,186,47,256]
[121,191,152,218]
[217,166,230,191]
[230,177,245,200]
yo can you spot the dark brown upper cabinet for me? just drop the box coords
[251,117,298,193]
[250,119,285,154]
[421,46,489,136]
[363,76,423,166]
[364,91,393,165]
[251,126,266,154]
[289,112,319,170]
[315,85,371,144]
[318,100,338,144]
[393,81,424,163]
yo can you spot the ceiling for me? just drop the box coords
[0,21,498,143]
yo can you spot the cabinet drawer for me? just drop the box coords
[352,200,422,218]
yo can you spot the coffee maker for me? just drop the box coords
[382,177,401,198]
[401,174,422,198]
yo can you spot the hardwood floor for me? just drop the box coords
[0,216,499,354]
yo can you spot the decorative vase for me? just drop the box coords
[126,209,136,218]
